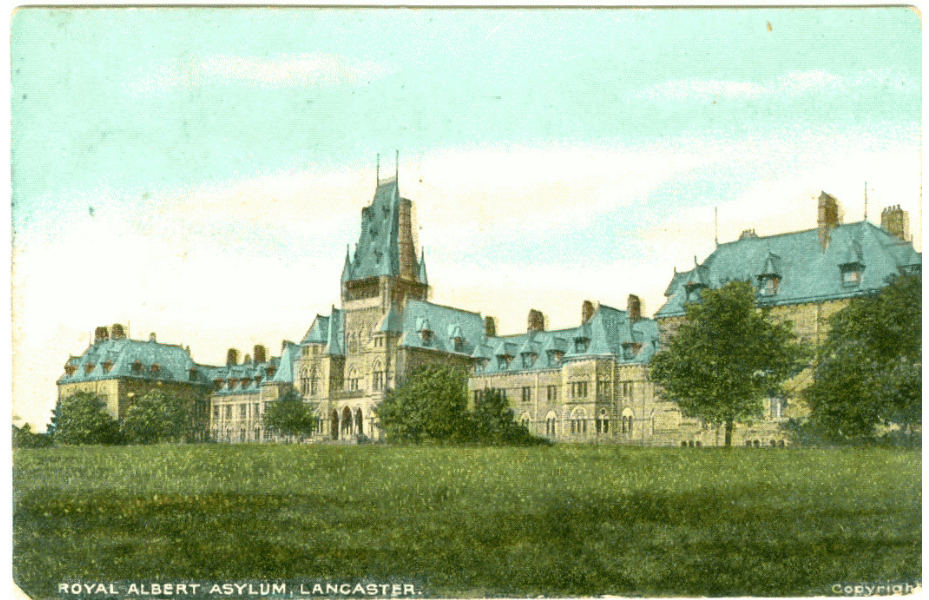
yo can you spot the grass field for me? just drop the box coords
[13,444,921,598]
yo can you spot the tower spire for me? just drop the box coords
[376,154,380,184]
[395,149,399,183]
[864,181,868,221]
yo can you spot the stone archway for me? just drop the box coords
[330,409,339,439]
[355,408,364,436]
[342,406,353,438]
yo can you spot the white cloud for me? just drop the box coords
[128,52,395,95]
[630,68,916,103]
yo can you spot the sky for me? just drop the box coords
[10,7,922,431]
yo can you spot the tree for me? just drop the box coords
[469,388,545,445]
[12,423,52,448]
[50,391,121,445]
[376,364,471,444]
[121,390,191,444]
[649,281,807,447]
[263,389,317,441]
[803,273,921,442]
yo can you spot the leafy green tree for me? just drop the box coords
[376,364,471,444]
[121,390,191,444]
[649,281,807,447]
[50,391,121,445]
[468,388,545,445]
[803,273,921,442]
[263,389,317,441]
[12,423,52,448]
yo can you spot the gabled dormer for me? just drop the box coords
[839,242,864,288]
[757,252,782,297]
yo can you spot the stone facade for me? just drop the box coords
[654,192,921,447]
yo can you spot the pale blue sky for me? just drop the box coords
[11,8,922,429]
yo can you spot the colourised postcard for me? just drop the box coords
[11,7,921,599]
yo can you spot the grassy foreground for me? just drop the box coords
[13,444,921,598]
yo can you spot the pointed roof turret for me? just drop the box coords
[418,248,428,285]
[340,245,353,284]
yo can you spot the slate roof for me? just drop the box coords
[325,307,345,356]
[397,299,485,356]
[301,315,330,345]
[656,221,922,319]
[269,341,300,384]
[58,337,214,386]
[211,357,281,396]
[474,303,659,375]
[342,178,427,284]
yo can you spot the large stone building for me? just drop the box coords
[654,192,921,446]
[57,173,920,446]
[56,325,211,440]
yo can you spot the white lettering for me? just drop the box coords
[391,585,401,596]
[312,584,324,594]
[272,583,287,595]
[58,584,69,594]
[366,584,379,595]
[127,583,141,595]
[403,585,415,596]
[340,584,352,594]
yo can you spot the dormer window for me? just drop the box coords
[102,360,114,373]
[758,275,780,297]
[622,342,642,360]
[266,366,277,379]
[574,337,589,353]
[521,353,536,368]
[132,360,142,374]
[841,263,863,287]
[685,283,704,303]
[421,329,433,344]
[497,355,510,370]
[151,364,161,376]
[453,337,464,352]
[84,363,95,374]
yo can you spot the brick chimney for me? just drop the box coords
[818,192,841,251]
[581,300,595,324]
[253,345,267,364]
[527,309,545,333]
[94,326,109,344]
[484,316,497,338]
[226,348,239,366]
[110,323,127,340]
[398,197,416,281]
[881,205,910,242]
[627,294,642,323]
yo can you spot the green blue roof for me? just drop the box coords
[474,303,659,375]
[325,307,344,356]
[58,337,213,386]
[343,178,426,284]
[301,315,330,344]
[656,220,922,319]
[269,341,300,384]
[398,299,485,355]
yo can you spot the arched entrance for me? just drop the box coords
[330,409,339,439]
[341,406,353,438]
[355,408,364,436]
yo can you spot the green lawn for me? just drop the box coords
[13,444,921,598]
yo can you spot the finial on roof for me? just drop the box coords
[376,154,380,184]
[395,149,399,183]
[864,181,868,221]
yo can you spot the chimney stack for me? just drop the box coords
[627,294,642,323]
[94,326,109,344]
[110,323,127,340]
[398,197,417,281]
[484,316,497,338]
[527,309,545,333]
[817,192,841,251]
[226,348,239,366]
[253,345,267,364]
[881,205,910,242]
[581,300,595,324]
[148,332,157,343]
